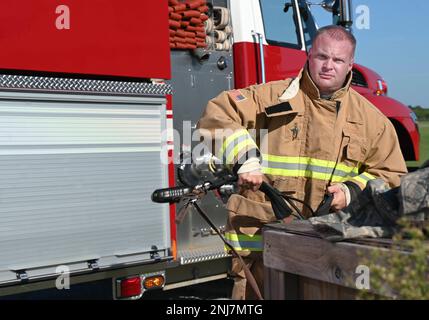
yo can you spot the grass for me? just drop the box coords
[407,121,429,168]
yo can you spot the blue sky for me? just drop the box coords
[311,0,429,107]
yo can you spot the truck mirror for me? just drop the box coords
[337,0,353,30]
[284,2,293,13]
[320,0,336,12]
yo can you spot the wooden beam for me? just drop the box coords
[263,227,392,290]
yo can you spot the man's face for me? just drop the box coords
[308,33,354,96]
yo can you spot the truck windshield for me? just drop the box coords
[259,0,301,48]
[260,0,318,50]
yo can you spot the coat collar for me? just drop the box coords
[300,64,353,101]
[267,71,305,117]
[264,78,303,117]
[267,65,354,118]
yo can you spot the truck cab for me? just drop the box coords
[231,0,419,161]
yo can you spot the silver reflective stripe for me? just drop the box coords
[222,134,252,163]
[262,161,357,178]
[225,239,263,251]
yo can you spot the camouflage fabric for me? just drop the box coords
[400,164,429,220]
[309,165,429,241]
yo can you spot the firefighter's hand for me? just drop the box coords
[238,171,264,192]
[327,184,347,211]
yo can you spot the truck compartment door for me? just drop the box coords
[0,90,171,285]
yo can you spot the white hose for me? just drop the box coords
[222,39,231,51]
[223,25,232,35]
[204,18,214,34]
[214,30,227,43]
[213,7,229,29]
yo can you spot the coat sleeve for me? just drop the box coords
[196,88,263,174]
[352,119,407,189]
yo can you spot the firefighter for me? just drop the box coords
[197,25,407,299]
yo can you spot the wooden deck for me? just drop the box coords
[263,221,398,300]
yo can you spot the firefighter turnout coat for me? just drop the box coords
[197,66,407,257]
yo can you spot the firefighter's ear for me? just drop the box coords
[348,57,354,72]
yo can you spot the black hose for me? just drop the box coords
[259,181,293,220]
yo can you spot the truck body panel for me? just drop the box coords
[0,83,172,289]
[0,0,171,79]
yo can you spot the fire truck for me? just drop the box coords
[0,0,419,299]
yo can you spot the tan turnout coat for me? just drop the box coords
[198,66,406,254]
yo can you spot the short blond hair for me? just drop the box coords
[313,25,356,56]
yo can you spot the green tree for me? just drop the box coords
[358,218,429,300]
[409,105,429,120]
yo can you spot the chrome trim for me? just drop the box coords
[179,249,230,265]
[0,74,172,96]
[163,273,228,291]
[252,30,266,84]
[339,0,353,31]
[294,0,306,51]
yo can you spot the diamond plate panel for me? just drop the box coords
[0,74,172,96]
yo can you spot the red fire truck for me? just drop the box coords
[0,0,418,299]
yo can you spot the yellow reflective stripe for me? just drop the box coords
[262,154,360,175]
[225,139,257,164]
[362,172,376,180]
[262,167,333,181]
[349,172,376,186]
[264,154,336,167]
[263,154,338,168]
[331,175,351,183]
[335,163,360,175]
[225,232,262,242]
[262,154,365,184]
[262,166,376,187]
[218,129,249,159]
[223,245,263,252]
[224,232,263,252]
[351,175,368,186]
